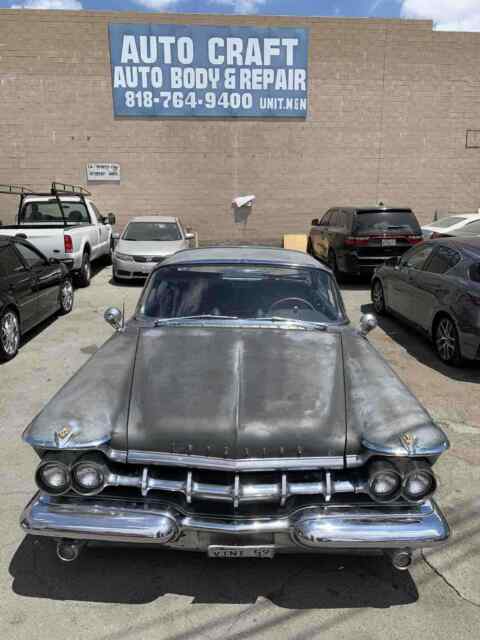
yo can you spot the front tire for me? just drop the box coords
[434,315,462,366]
[371,279,386,315]
[76,252,91,288]
[58,278,74,315]
[0,308,20,362]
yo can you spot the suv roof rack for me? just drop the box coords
[51,182,91,196]
[0,184,34,195]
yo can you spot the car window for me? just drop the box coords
[431,216,467,228]
[122,222,182,241]
[90,203,104,224]
[20,201,90,225]
[425,245,461,275]
[469,263,480,283]
[0,245,26,276]
[353,209,420,235]
[401,244,435,270]
[320,211,332,226]
[463,220,480,234]
[330,211,339,226]
[15,243,45,268]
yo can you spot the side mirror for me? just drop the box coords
[185,232,195,240]
[311,218,319,226]
[107,213,116,225]
[359,313,377,337]
[104,306,123,331]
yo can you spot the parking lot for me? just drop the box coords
[1,263,479,640]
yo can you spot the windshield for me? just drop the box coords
[123,221,181,241]
[139,264,345,324]
[431,216,467,229]
[354,210,420,235]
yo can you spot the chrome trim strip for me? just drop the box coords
[20,493,450,550]
[361,439,449,458]
[126,450,347,471]
[96,467,367,505]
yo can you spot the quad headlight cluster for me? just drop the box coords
[368,459,436,504]
[35,453,108,497]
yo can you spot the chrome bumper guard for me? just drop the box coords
[21,493,449,552]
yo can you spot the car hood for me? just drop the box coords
[127,326,347,460]
[23,324,447,467]
[116,239,186,256]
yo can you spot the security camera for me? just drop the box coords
[232,195,256,209]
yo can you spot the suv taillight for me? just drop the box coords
[407,235,423,244]
[64,235,73,253]
[345,236,370,247]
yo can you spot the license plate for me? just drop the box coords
[208,545,275,559]
[382,239,396,247]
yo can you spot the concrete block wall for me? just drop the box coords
[0,10,479,242]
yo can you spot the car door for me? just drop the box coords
[89,201,110,255]
[409,245,462,331]
[15,242,63,321]
[0,244,38,332]
[386,243,436,319]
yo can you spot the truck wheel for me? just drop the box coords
[0,308,20,362]
[58,278,74,315]
[76,252,91,288]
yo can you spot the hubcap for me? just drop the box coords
[1,311,19,356]
[436,318,456,361]
[84,259,91,281]
[61,280,74,311]
[373,283,384,311]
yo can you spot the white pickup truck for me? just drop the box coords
[0,183,115,287]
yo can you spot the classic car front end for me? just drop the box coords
[20,247,449,568]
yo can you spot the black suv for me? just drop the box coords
[308,206,423,279]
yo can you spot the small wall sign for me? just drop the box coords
[87,163,121,182]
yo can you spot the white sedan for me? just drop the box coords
[422,213,480,239]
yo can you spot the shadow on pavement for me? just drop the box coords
[361,302,480,384]
[9,537,418,608]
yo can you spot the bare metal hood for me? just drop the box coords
[127,326,347,460]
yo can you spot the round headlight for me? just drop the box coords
[402,463,436,503]
[36,462,70,496]
[72,462,105,495]
[368,460,402,503]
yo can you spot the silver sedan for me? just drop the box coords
[112,216,194,281]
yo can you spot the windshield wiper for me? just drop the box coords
[154,314,239,325]
[257,316,328,330]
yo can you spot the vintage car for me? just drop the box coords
[20,247,449,569]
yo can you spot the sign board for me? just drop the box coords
[86,163,121,182]
[109,24,308,118]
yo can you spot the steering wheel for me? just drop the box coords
[268,297,315,313]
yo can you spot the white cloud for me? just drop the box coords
[401,0,480,32]
[11,0,82,8]
[209,0,267,14]
[133,0,180,9]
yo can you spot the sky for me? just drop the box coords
[1,1,479,32]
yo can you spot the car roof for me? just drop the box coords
[326,206,412,213]
[162,245,328,270]
[127,216,179,223]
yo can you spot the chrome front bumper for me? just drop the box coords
[21,493,449,553]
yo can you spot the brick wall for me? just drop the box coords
[0,10,479,242]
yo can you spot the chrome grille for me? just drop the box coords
[102,468,368,507]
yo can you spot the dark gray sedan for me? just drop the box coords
[371,238,480,365]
